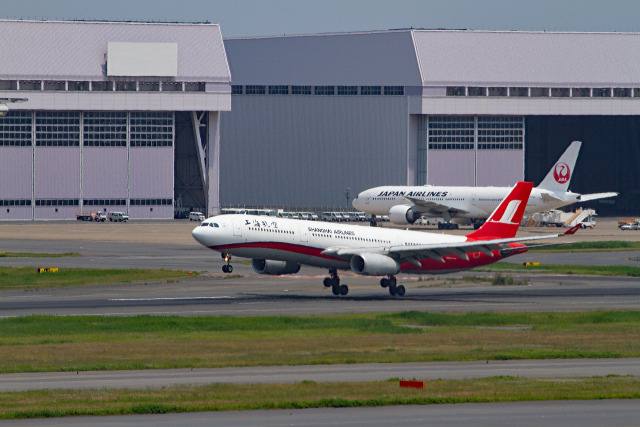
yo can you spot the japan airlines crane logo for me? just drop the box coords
[553,162,571,184]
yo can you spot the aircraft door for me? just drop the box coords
[233,219,243,237]
[299,224,308,243]
[471,194,477,206]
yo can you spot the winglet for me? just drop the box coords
[538,141,581,192]
[563,223,581,235]
[466,181,534,240]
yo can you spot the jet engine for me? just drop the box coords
[350,253,400,276]
[388,205,422,225]
[251,259,301,275]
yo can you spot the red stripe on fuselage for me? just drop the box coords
[209,241,529,274]
[208,241,345,262]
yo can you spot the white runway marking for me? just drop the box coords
[109,296,235,301]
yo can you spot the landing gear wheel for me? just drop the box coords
[222,265,228,273]
[325,269,344,295]
[395,285,405,296]
[226,265,233,273]
[389,285,397,296]
[380,278,389,288]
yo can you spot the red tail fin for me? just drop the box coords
[466,181,534,240]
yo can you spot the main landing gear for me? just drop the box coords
[323,268,349,296]
[221,252,233,273]
[380,275,405,296]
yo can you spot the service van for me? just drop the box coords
[189,212,205,221]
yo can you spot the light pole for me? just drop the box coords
[345,187,350,209]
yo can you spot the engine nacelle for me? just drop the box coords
[251,259,301,275]
[388,205,421,225]
[350,253,400,276]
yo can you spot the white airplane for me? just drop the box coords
[192,182,580,296]
[352,141,618,229]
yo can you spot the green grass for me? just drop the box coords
[0,267,197,290]
[478,262,640,276]
[1,376,640,419]
[530,240,640,252]
[1,312,639,373]
[0,252,81,258]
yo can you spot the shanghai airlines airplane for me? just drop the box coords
[352,141,617,229]
[192,182,579,296]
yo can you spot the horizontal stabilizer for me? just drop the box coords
[579,192,619,202]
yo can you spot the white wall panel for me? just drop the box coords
[34,147,80,199]
[476,150,524,186]
[129,147,174,198]
[82,147,128,198]
[0,147,32,198]
[427,150,475,186]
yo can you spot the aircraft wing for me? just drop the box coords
[403,196,470,215]
[322,225,580,264]
[540,192,564,203]
[579,192,619,202]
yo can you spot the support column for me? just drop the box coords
[206,111,220,216]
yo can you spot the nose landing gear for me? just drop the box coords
[323,268,348,295]
[380,275,405,296]
[221,253,233,273]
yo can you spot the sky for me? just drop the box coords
[3,0,640,38]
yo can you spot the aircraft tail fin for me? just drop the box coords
[466,181,534,240]
[538,141,581,192]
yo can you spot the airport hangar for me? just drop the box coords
[0,20,230,220]
[221,29,640,215]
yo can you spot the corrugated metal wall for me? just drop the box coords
[220,96,408,208]
[129,147,174,218]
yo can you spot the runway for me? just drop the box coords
[6,400,640,427]
[1,358,639,392]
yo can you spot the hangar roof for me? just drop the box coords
[225,31,422,86]
[0,20,231,82]
[226,29,640,88]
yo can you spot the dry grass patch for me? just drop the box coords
[1,376,640,419]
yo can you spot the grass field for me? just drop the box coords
[531,240,640,252]
[478,262,640,277]
[1,376,639,419]
[0,267,197,290]
[1,312,639,373]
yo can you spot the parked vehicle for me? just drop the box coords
[108,212,129,222]
[76,210,105,222]
[621,221,640,230]
[189,212,205,221]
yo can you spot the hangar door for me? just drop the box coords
[417,116,524,186]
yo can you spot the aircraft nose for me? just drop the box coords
[191,225,207,245]
[352,195,362,210]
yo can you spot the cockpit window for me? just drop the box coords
[200,222,209,227]
[210,223,219,227]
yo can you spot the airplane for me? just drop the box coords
[351,141,618,229]
[192,182,580,297]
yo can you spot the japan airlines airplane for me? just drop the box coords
[192,182,579,296]
[352,141,618,229]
